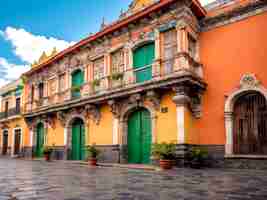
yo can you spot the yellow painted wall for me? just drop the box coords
[184,107,199,144]
[155,91,177,143]
[88,104,113,145]
[46,119,65,146]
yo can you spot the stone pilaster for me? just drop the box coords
[225,112,234,155]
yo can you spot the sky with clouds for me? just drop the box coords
[0,0,215,87]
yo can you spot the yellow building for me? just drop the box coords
[21,0,205,163]
[0,79,28,157]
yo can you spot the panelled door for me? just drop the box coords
[133,43,155,83]
[14,129,21,155]
[128,108,152,164]
[36,123,44,157]
[71,118,85,160]
[234,92,267,154]
[2,131,8,155]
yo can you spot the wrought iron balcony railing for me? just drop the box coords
[0,107,21,120]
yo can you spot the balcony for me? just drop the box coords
[0,107,21,120]
[24,53,205,115]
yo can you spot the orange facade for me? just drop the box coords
[198,10,267,145]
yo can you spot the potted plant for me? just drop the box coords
[87,144,101,166]
[43,146,53,161]
[111,72,123,81]
[151,142,176,170]
[188,147,208,169]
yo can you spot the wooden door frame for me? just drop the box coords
[2,129,9,155]
[11,127,23,157]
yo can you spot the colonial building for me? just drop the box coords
[4,0,266,166]
[0,79,27,157]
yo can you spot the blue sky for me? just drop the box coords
[0,0,212,87]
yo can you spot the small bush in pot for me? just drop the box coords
[87,144,101,166]
[43,146,53,161]
[151,142,176,170]
[188,147,208,169]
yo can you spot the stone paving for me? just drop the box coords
[0,158,267,200]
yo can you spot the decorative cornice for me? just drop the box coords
[201,0,267,31]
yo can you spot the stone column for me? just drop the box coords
[172,86,191,144]
[153,29,161,78]
[175,23,189,71]
[225,112,234,155]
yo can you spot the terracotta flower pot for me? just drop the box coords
[159,159,173,170]
[89,158,97,166]
[44,154,51,161]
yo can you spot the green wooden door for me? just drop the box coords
[133,43,155,83]
[71,118,85,160]
[71,70,84,98]
[36,123,44,157]
[128,108,152,164]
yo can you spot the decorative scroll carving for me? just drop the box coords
[108,100,122,118]
[190,94,202,119]
[57,111,68,127]
[172,86,191,106]
[86,105,101,125]
[240,74,260,89]
[146,90,161,111]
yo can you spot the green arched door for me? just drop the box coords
[36,123,44,157]
[127,108,152,164]
[71,118,85,160]
[133,43,155,83]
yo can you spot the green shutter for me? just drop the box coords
[71,70,84,98]
[133,43,155,83]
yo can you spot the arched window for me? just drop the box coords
[71,69,84,98]
[133,42,155,83]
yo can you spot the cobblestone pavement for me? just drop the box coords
[0,158,267,200]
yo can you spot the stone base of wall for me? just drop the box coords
[223,158,267,170]
[51,146,65,160]
[96,145,120,163]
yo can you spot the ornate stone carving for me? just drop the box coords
[240,74,260,89]
[172,86,191,106]
[57,111,68,127]
[146,90,161,111]
[86,104,101,125]
[190,94,203,119]
[108,100,122,118]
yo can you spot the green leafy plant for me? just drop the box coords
[92,79,101,87]
[111,72,124,81]
[188,147,208,168]
[43,146,53,155]
[151,142,176,160]
[71,85,81,92]
[87,144,101,159]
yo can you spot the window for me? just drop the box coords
[71,69,84,98]
[15,98,21,113]
[93,57,105,80]
[38,83,44,99]
[188,35,197,59]
[162,29,177,74]
[59,74,65,92]
[4,101,8,117]
[111,49,124,73]
[31,85,35,102]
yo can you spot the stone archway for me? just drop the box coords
[119,101,157,163]
[64,114,87,160]
[225,74,267,155]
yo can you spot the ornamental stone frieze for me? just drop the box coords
[146,90,161,111]
[57,104,101,127]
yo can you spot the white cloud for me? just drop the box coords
[200,0,216,5]
[0,57,30,87]
[1,27,75,64]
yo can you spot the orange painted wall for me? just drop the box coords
[197,12,267,145]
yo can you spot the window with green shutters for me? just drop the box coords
[71,69,84,98]
[133,43,155,83]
